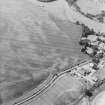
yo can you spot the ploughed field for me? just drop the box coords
[0,0,88,103]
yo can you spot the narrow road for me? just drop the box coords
[12,60,91,105]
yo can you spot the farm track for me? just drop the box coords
[11,59,91,105]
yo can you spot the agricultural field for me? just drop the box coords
[1,0,105,105]
[0,0,88,84]
[0,0,89,103]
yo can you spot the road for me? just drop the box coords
[10,59,92,105]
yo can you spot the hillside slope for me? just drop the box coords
[0,0,89,103]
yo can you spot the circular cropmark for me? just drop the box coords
[54,89,82,105]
